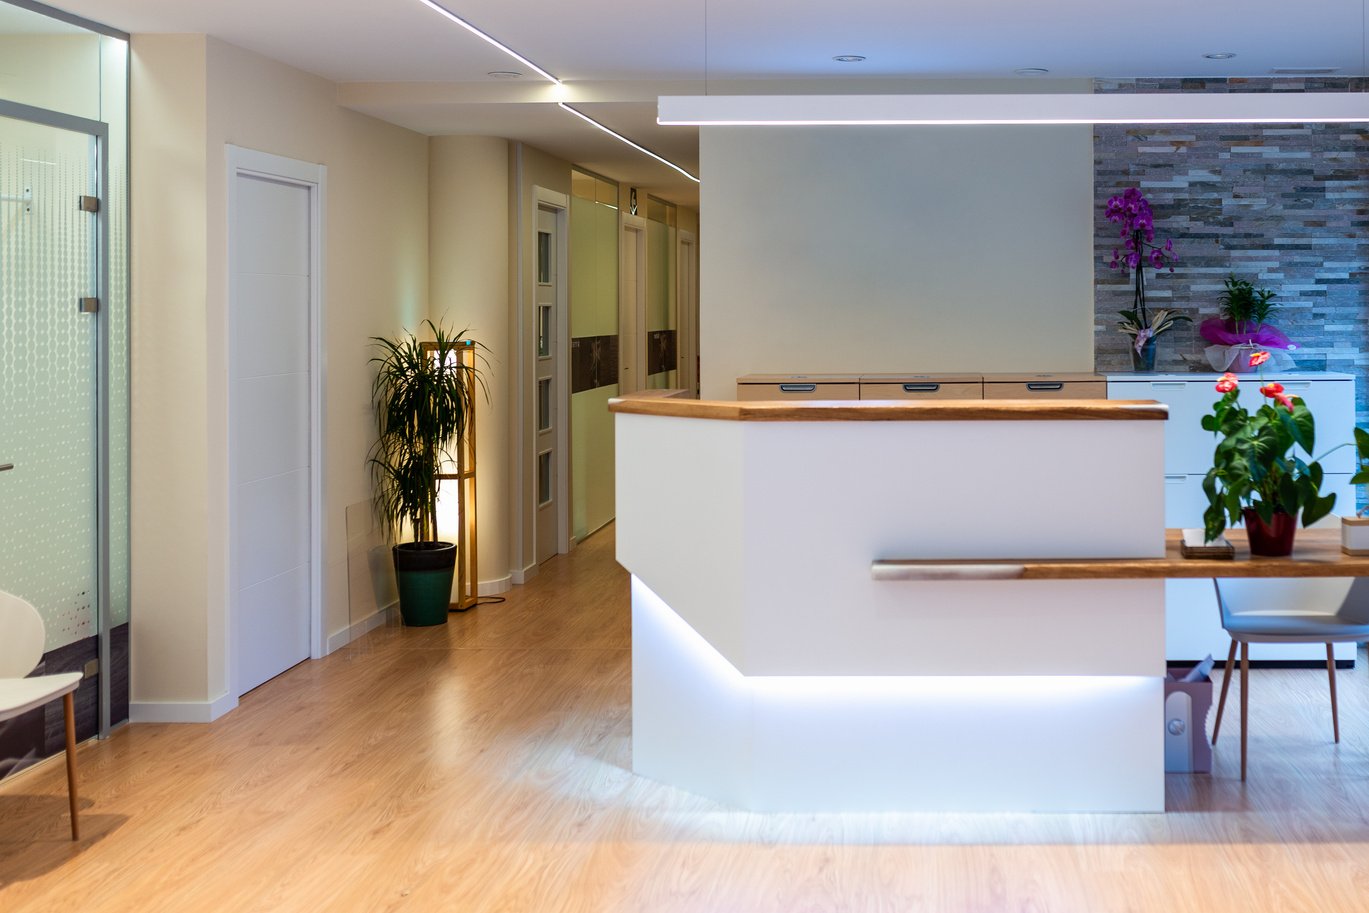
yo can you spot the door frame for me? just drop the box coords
[0,98,112,737]
[619,213,648,393]
[531,187,572,559]
[676,229,698,395]
[225,145,326,704]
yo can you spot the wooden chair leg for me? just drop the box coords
[1213,639,1238,744]
[1327,643,1340,744]
[63,692,79,841]
[1240,642,1250,782]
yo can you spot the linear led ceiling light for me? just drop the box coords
[416,0,561,85]
[558,103,700,183]
[658,92,1369,126]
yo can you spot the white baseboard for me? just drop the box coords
[326,602,396,653]
[511,562,538,586]
[130,690,238,724]
[478,575,511,596]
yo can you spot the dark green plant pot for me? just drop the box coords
[393,541,456,626]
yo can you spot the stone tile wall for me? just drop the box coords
[1093,78,1369,437]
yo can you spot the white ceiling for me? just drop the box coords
[22,0,1369,206]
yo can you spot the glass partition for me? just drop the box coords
[569,170,620,540]
[0,1,129,777]
[645,196,678,390]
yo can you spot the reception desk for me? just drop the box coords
[611,395,1171,813]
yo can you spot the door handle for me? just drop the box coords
[1026,382,1064,392]
[779,384,817,393]
[0,463,13,472]
[902,383,940,392]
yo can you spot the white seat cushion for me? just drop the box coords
[0,673,83,721]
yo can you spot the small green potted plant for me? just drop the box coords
[369,320,483,626]
[1199,275,1292,373]
[1201,351,1337,556]
[1218,275,1278,335]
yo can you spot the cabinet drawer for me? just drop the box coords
[1238,379,1355,473]
[983,380,1106,399]
[1162,472,1354,530]
[860,382,982,401]
[736,382,859,401]
[1112,377,1357,474]
[1109,380,1219,473]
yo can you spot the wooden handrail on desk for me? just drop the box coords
[872,529,1369,580]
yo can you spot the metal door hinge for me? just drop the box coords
[78,195,100,213]
[78,297,100,314]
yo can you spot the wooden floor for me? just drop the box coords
[5,525,1369,912]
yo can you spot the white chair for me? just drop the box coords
[0,590,84,840]
[1211,578,1369,782]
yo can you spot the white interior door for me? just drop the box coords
[535,205,561,564]
[229,155,319,695]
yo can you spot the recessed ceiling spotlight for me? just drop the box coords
[487,70,523,78]
[833,55,867,63]
[1014,67,1051,76]
[1203,52,1237,60]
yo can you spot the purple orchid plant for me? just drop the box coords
[1105,187,1189,355]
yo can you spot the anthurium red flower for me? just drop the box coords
[1273,392,1295,412]
[1215,374,1238,393]
[1249,351,1271,367]
[1260,382,1284,397]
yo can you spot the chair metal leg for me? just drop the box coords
[1327,643,1340,744]
[1240,642,1250,782]
[63,692,79,841]
[1213,639,1238,744]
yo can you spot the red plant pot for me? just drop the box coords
[1242,508,1296,557]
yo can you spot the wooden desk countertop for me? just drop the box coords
[872,528,1369,581]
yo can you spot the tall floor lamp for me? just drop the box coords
[427,338,479,611]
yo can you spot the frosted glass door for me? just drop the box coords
[0,114,101,746]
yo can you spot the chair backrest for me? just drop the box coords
[0,589,45,677]
[1214,578,1356,626]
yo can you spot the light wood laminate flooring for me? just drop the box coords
[5,525,1369,912]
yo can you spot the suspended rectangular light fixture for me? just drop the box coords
[658,92,1369,126]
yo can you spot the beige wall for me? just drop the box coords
[130,35,429,711]
[429,136,511,592]
[698,125,1094,398]
[130,34,212,705]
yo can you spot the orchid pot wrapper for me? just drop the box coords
[1105,188,1188,353]
[1201,351,1337,543]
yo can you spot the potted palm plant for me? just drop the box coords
[370,321,483,626]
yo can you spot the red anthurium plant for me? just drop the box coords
[1201,353,1336,542]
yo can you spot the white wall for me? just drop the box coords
[698,124,1095,398]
